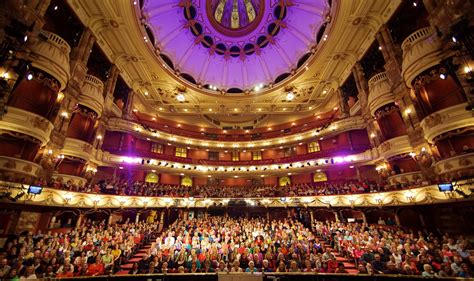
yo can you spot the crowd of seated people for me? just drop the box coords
[123,217,474,277]
[124,216,472,277]
[313,221,473,278]
[36,178,420,198]
[0,215,472,278]
[0,220,159,279]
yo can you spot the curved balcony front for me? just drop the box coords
[61,138,95,162]
[51,173,88,188]
[388,171,425,186]
[434,152,474,178]
[107,115,367,150]
[379,135,413,160]
[401,27,446,88]
[99,149,374,176]
[29,30,71,91]
[0,156,42,179]
[420,103,474,143]
[0,107,54,146]
[78,74,105,117]
[368,72,395,116]
[0,183,471,209]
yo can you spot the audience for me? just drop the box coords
[0,220,158,278]
[0,215,472,278]
[35,178,415,198]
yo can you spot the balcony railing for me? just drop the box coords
[401,26,446,87]
[0,182,471,209]
[101,145,370,166]
[367,72,394,116]
[79,74,105,116]
[29,30,71,90]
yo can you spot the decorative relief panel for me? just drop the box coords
[0,183,471,209]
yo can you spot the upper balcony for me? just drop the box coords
[420,103,474,143]
[29,30,71,91]
[378,135,413,160]
[78,74,105,117]
[0,107,54,146]
[368,72,395,117]
[401,26,447,88]
[99,149,374,176]
[107,116,367,150]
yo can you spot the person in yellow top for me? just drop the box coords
[111,245,122,262]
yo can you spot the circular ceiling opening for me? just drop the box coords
[206,0,265,37]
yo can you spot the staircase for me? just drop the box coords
[116,234,156,275]
[318,235,358,274]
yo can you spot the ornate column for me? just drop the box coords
[351,62,369,116]
[122,89,135,119]
[76,213,84,229]
[336,88,349,118]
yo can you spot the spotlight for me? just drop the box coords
[26,73,33,80]
[24,35,28,42]
[451,36,457,43]
[412,1,417,7]
[439,73,446,79]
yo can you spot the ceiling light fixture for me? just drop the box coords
[176,93,185,101]
[286,92,295,101]
[439,73,446,79]
[144,91,149,96]
[254,83,264,91]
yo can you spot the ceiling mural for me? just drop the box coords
[143,0,328,92]
[69,0,400,128]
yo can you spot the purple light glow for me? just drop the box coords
[142,0,328,90]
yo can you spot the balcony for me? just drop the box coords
[368,72,394,116]
[0,107,54,145]
[434,152,474,177]
[51,173,87,188]
[0,156,42,179]
[420,103,474,143]
[0,183,470,209]
[100,148,372,176]
[62,138,94,162]
[79,74,105,117]
[401,27,446,87]
[388,171,425,186]
[379,135,412,159]
[29,30,71,90]
[107,116,367,150]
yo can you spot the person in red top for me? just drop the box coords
[87,258,105,276]
[327,257,338,273]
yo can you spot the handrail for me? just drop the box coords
[85,74,104,89]
[39,30,71,53]
[401,26,434,52]
[368,71,387,89]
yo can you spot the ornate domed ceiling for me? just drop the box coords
[69,0,400,129]
[142,0,328,91]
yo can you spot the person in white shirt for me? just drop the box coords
[20,266,37,280]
